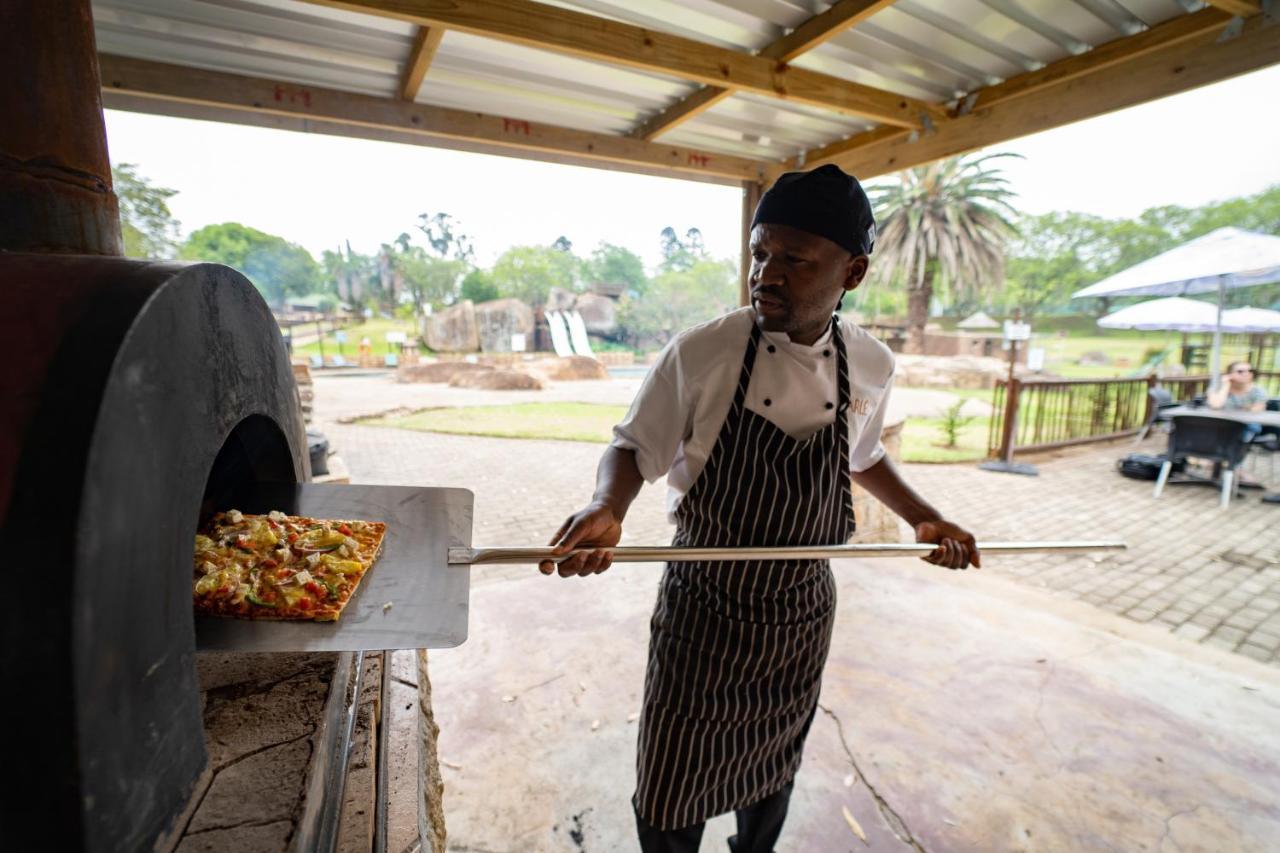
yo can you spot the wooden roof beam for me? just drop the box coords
[401,25,445,100]
[97,54,767,184]
[776,9,1278,181]
[302,0,942,129]
[1202,0,1261,17]
[632,0,898,141]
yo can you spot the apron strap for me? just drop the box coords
[832,313,855,486]
[730,321,762,413]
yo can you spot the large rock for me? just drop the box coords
[448,368,545,390]
[475,298,534,353]
[546,287,576,313]
[525,355,610,381]
[396,361,491,384]
[423,301,479,352]
[574,293,617,334]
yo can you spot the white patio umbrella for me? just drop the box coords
[957,310,999,330]
[1096,296,1218,331]
[1216,306,1280,333]
[1072,227,1280,385]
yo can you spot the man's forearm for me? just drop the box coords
[592,446,645,520]
[849,456,942,528]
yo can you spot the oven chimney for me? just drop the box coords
[0,0,122,255]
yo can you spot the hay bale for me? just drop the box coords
[448,368,545,390]
[396,361,491,384]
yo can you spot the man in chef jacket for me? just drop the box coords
[541,165,979,853]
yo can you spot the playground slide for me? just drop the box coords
[566,310,595,358]
[546,311,575,358]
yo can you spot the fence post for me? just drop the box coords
[999,376,1020,463]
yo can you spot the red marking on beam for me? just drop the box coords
[503,118,532,135]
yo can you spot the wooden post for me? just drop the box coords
[739,179,762,307]
[980,308,1038,475]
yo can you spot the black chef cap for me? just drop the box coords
[751,164,875,256]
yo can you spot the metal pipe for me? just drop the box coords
[450,540,1126,566]
[0,0,122,254]
[292,651,365,853]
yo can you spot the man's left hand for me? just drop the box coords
[914,520,980,570]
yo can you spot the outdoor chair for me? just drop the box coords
[1246,398,1280,480]
[1153,415,1252,509]
[1135,386,1177,442]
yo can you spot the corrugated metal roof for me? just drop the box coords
[92,0,1215,168]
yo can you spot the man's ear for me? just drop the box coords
[844,254,870,292]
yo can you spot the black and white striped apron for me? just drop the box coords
[635,314,855,830]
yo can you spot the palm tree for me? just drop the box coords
[869,153,1020,353]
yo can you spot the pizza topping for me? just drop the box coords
[245,591,276,608]
[268,510,287,522]
[226,509,244,524]
[306,552,322,568]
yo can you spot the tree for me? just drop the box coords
[491,244,580,306]
[552,235,574,253]
[460,268,500,303]
[615,258,737,347]
[323,242,376,306]
[112,163,180,259]
[584,242,648,296]
[869,154,1019,352]
[659,226,707,272]
[416,212,475,263]
[181,223,319,307]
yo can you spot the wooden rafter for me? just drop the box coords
[401,26,445,100]
[96,54,767,184]
[633,0,897,141]
[773,9,1278,181]
[302,0,943,129]
[1202,0,1261,16]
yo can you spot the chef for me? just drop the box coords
[540,164,979,853]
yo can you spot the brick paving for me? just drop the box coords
[315,377,1280,665]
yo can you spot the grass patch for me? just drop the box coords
[900,416,991,463]
[362,402,629,443]
[290,318,419,359]
[367,400,994,465]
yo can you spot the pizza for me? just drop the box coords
[193,509,386,621]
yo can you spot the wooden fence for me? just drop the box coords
[987,370,1280,458]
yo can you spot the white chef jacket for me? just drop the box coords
[611,307,895,520]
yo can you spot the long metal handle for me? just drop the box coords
[449,541,1125,566]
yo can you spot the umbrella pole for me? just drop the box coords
[1210,274,1225,392]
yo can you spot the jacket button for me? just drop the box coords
[767,345,776,353]
[764,398,772,406]
[825,402,834,410]
[823,349,831,357]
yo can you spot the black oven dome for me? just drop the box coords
[0,254,306,851]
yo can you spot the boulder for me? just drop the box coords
[396,361,491,383]
[423,301,479,352]
[448,368,545,390]
[574,293,618,334]
[525,355,610,381]
[546,287,576,313]
[475,298,534,353]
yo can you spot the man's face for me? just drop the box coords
[748,223,868,341]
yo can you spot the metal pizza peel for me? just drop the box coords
[195,483,1124,653]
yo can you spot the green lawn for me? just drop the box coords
[362,401,994,464]
[289,318,418,359]
[362,403,628,443]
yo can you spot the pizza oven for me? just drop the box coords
[0,4,313,846]
[0,253,309,850]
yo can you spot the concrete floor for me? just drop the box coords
[387,557,1280,852]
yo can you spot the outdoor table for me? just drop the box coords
[1162,406,1280,429]
[1161,406,1280,495]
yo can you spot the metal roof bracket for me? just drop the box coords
[1217,16,1245,42]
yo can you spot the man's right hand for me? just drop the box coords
[540,501,624,578]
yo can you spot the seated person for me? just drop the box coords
[1208,361,1267,439]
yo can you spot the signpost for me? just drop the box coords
[979,309,1039,476]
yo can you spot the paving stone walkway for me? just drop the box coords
[315,376,1280,666]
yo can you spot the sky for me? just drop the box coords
[102,63,1280,272]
